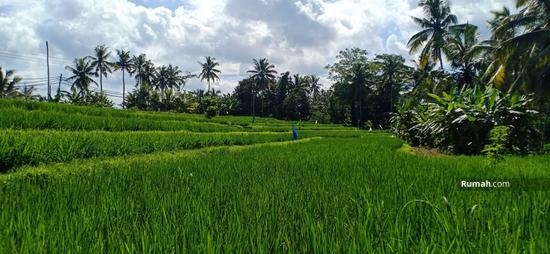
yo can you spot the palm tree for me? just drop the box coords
[155,65,170,92]
[198,56,221,93]
[247,58,277,123]
[65,58,97,98]
[309,75,321,99]
[89,44,115,92]
[350,63,370,128]
[292,74,303,89]
[154,64,190,92]
[445,24,482,88]
[132,54,148,87]
[374,54,411,113]
[490,0,550,100]
[408,0,458,69]
[167,65,191,91]
[0,67,22,98]
[115,49,134,107]
[471,7,516,90]
[141,60,157,88]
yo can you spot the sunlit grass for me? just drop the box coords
[1,135,548,252]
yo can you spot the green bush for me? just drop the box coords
[392,85,540,154]
[482,126,514,162]
[205,106,218,119]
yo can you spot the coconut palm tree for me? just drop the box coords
[374,54,411,113]
[470,7,516,91]
[132,54,148,88]
[408,0,458,69]
[154,65,171,92]
[309,75,321,99]
[89,44,115,92]
[141,60,157,88]
[65,58,97,98]
[291,74,305,90]
[167,65,192,91]
[490,0,550,100]
[115,49,134,107]
[198,56,221,93]
[247,58,277,123]
[445,24,483,88]
[154,64,190,92]
[0,67,22,98]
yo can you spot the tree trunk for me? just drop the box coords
[252,89,256,123]
[438,48,444,70]
[390,75,395,114]
[122,68,126,108]
[100,65,103,92]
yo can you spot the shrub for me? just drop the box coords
[391,85,540,154]
[205,106,218,119]
[482,126,513,162]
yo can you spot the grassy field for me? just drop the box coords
[0,100,549,252]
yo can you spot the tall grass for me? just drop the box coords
[0,106,351,132]
[0,130,298,171]
[0,99,293,126]
[1,135,548,252]
[0,108,248,132]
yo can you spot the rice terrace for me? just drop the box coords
[0,0,549,253]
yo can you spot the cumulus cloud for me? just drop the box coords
[0,0,517,103]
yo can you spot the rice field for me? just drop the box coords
[0,100,549,253]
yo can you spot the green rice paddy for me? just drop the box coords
[0,100,548,253]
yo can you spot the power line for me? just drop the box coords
[0,55,68,66]
[19,77,56,82]
[15,83,49,87]
[18,76,54,80]
[0,49,73,62]
[20,80,57,85]
[0,52,70,63]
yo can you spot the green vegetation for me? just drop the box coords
[0,99,548,252]
[483,126,513,163]
[0,108,246,132]
[2,0,547,152]
[0,0,548,251]
[392,86,540,154]
[0,130,295,171]
[1,134,549,252]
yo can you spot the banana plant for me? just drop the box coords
[392,84,539,154]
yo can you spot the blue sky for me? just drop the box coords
[0,0,515,104]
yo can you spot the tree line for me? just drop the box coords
[1,0,548,153]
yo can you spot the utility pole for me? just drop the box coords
[57,73,63,100]
[46,41,51,101]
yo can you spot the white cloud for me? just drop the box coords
[0,0,518,105]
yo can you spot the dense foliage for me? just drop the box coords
[389,0,548,154]
[392,86,540,154]
[1,0,547,154]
